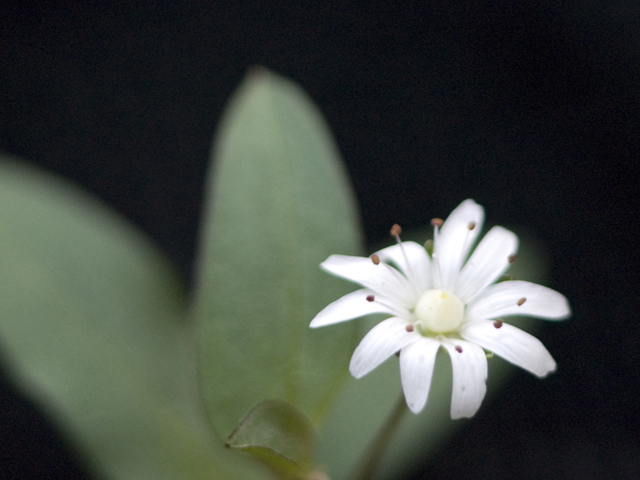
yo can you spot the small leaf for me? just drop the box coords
[193,68,363,436]
[226,399,317,478]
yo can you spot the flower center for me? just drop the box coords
[415,289,465,333]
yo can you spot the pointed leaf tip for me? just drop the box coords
[227,400,317,477]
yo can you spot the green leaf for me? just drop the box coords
[226,399,317,478]
[193,68,363,436]
[0,156,267,480]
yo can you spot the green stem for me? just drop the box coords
[347,392,407,480]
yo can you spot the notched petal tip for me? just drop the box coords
[535,359,557,378]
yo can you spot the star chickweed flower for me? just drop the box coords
[310,199,571,418]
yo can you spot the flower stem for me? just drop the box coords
[347,392,407,480]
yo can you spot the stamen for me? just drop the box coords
[432,251,443,288]
[508,254,517,263]
[405,324,415,332]
[364,293,397,313]
[517,297,526,306]
[458,219,477,267]
[450,217,479,291]
[431,218,443,288]
[455,345,463,353]
[493,319,504,328]
[371,254,380,265]
[389,223,420,298]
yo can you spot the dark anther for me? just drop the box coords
[371,254,380,265]
[508,254,517,263]
[468,221,476,230]
[366,295,375,302]
[455,345,463,353]
[405,324,415,332]
[431,218,444,227]
[493,319,504,329]
[390,224,402,236]
[517,297,526,306]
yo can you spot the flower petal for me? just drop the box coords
[399,337,440,413]
[376,241,431,294]
[455,226,519,303]
[460,321,556,377]
[442,339,487,419]
[321,255,417,308]
[434,199,484,290]
[310,288,406,328]
[465,280,571,321]
[349,317,417,379]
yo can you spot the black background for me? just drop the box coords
[1,2,639,479]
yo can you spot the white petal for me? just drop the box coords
[321,255,417,308]
[310,289,405,328]
[465,280,571,321]
[434,199,484,290]
[455,226,519,303]
[442,340,487,419]
[376,241,432,294]
[349,317,417,378]
[461,321,556,377]
[399,337,440,413]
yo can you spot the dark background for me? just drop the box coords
[1,2,638,479]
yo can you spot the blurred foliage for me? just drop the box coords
[0,156,265,480]
[0,69,551,480]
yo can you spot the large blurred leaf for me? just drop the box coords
[0,156,267,480]
[316,227,551,480]
[193,69,363,437]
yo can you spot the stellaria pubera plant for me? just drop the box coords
[0,68,569,480]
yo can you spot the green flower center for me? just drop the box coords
[415,289,465,333]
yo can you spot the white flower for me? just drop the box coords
[310,199,571,418]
